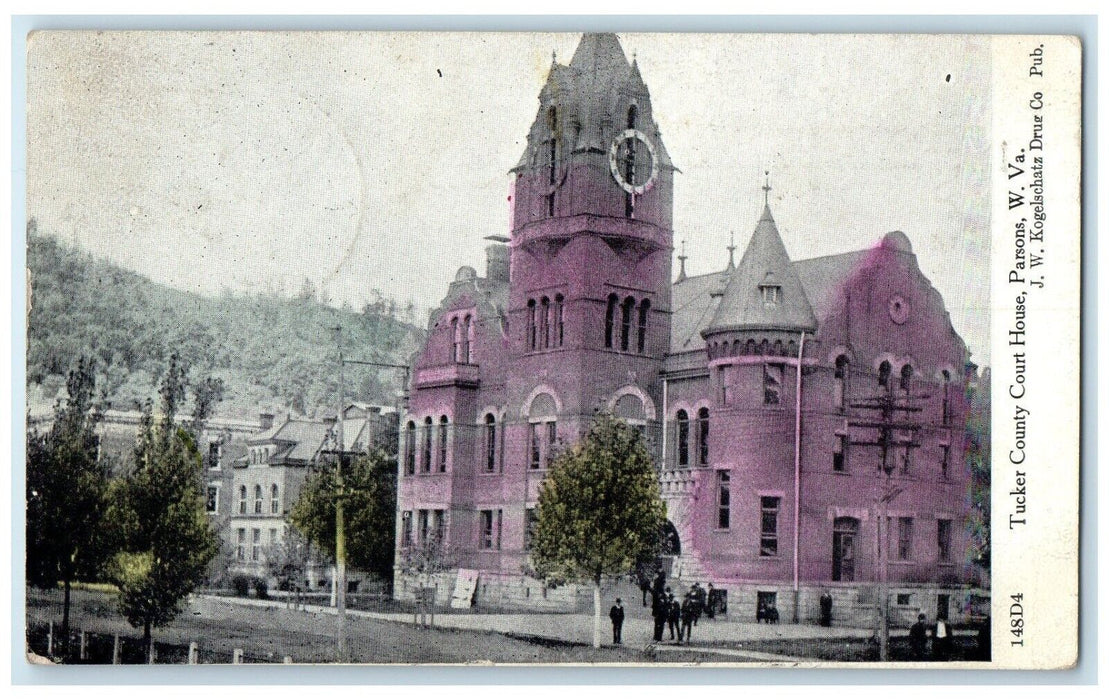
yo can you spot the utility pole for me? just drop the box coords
[328,325,411,662]
[849,380,924,661]
[332,325,348,663]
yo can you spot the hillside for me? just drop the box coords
[26,231,425,418]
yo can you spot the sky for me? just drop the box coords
[26,31,991,363]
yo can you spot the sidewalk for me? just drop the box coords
[202,594,873,649]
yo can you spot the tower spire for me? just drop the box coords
[762,170,772,207]
[726,232,736,271]
[677,239,688,282]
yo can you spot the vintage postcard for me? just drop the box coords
[21,30,1081,669]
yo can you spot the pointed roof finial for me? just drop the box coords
[552,49,558,64]
[726,231,736,271]
[762,170,771,206]
[676,239,688,282]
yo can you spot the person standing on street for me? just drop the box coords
[910,613,929,660]
[651,589,667,642]
[667,593,680,641]
[680,593,695,643]
[609,597,625,645]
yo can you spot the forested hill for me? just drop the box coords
[26,232,425,418]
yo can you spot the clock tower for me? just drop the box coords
[506,32,675,436]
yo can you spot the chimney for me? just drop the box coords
[259,411,275,430]
[485,244,509,282]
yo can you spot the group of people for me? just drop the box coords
[609,569,718,645]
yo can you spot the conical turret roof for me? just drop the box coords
[706,204,817,333]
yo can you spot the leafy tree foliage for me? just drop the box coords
[106,356,220,651]
[288,448,398,582]
[966,367,991,574]
[25,356,113,647]
[27,226,422,416]
[531,413,667,647]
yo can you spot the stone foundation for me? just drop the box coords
[394,570,592,611]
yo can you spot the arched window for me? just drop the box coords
[900,364,914,393]
[450,317,459,363]
[466,315,475,363]
[254,485,263,514]
[676,409,690,467]
[484,413,497,473]
[773,339,784,356]
[878,360,892,390]
[620,297,635,352]
[547,107,559,217]
[404,421,416,475]
[460,315,472,364]
[526,299,537,351]
[553,294,564,347]
[528,393,558,470]
[834,355,850,410]
[539,297,550,350]
[605,294,618,348]
[438,415,449,472]
[637,299,650,353]
[270,484,280,514]
[422,416,433,472]
[614,393,648,439]
[697,407,709,466]
[239,485,247,514]
[745,339,757,355]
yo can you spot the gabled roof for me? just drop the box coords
[704,204,817,334]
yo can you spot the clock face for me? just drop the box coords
[888,294,911,325]
[608,129,659,195]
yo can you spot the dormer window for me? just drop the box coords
[760,284,782,306]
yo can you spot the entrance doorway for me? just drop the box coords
[832,517,859,582]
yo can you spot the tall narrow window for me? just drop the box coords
[547,420,557,457]
[526,299,537,351]
[417,510,429,544]
[834,355,849,410]
[553,294,564,347]
[878,361,892,390]
[900,364,914,393]
[539,297,550,349]
[254,485,263,514]
[697,407,709,466]
[525,507,538,550]
[480,509,502,550]
[236,528,246,560]
[676,409,690,467]
[937,519,952,562]
[760,496,781,556]
[461,315,472,363]
[401,511,413,547]
[547,107,558,217]
[529,423,541,470]
[206,485,219,514]
[438,416,449,472]
[764,363,783,405]
[604,294,618,348]
[251,528,261,561]
[238,485,247,514]
[484,413,497,473]
[270,484,280,514]
[432,509,446,543]
[625,104,638,218]
[716,471,730,529]
[619,297,634,351]
[422,417,433,472]
[897,517,913,560]
[450,317,460,362]
[833,434,848,472]
[405,421,416,475]
[637,299,650,353]
[941,369,952,424]
[941,444,950,479]
[208,441,222,470]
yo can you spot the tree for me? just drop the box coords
[288,447,398,583]
[264,529,312,592]
[106,355,219,656]
[966,367,991,575]
[531,413,667,648]
[396,528,454,627]
[25,357,112,652]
